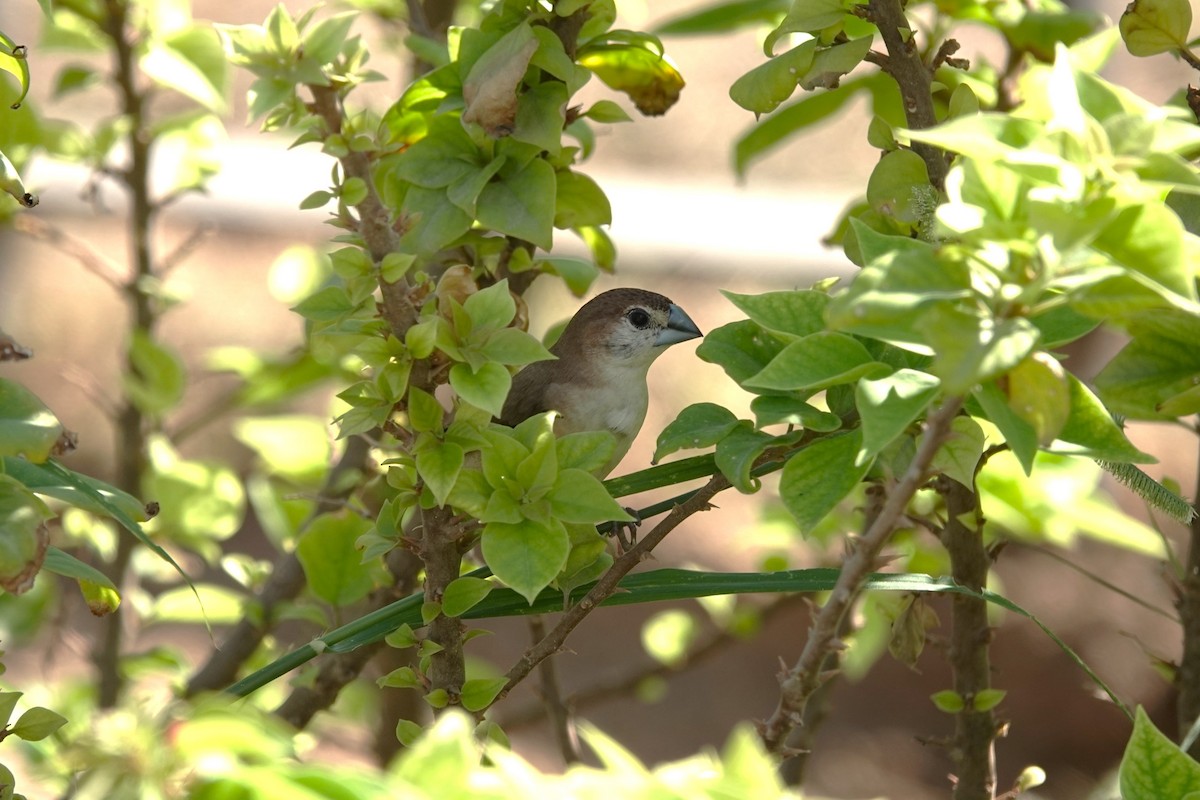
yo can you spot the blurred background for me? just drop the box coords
[0,1,1196,797]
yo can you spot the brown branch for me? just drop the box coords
[784,485,885,782]
[275,548,422,729]
[759,396,964,753]
[306,84,416,338]
[530,615,580,763]
[185,434,375,695]
[161,222,217,274]
[94,0,162,709]
[500,595,803,731]
[865,0,950,189]
[936,475,997,799]
[419,506,469,706]
[11,215,127,290]
[1178,426,1200,758]
[494,472,733,706]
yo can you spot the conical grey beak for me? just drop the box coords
[656,303,702,346]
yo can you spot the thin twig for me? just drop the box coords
[759,396,964,753]
[161,222,217,274]
[94,0,161,709]
[185,434,376,695]
[500,595,803,731]
[529,615,580,763]
[494,472,734,705]
[11,215,127,290]
[275,548,422,729]
[1026,544,1177,622]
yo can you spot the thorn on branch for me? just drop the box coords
[930,39,967,72]
[1188,86,1200,124]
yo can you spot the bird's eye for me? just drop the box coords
[626,308,651,329]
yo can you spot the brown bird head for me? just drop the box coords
[499,288,702,476]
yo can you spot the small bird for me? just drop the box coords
[499,288,702,477]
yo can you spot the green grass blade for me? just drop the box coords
[228,567,1128,719]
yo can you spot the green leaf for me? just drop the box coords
[292,285,356,322]
[417,442,464,508]
[733,74,880,176]
[796,35,872,92]
[973,688,1007,712]
[751,395,842,430]
[931,690,966,713]
[408,386,445,433]
[641,609,696,667]
[124,331,187,416]
[0,379,64,463]
[462,22,539,136]
[515,424,558,501]
[1093,202,1191,299]
[856,369,940,464]
[1119,706,1200,799]
[556,431,619,475]
[764,0,847,48]
[696,321,788,387]
[0,34,31,109]
[464,279,517,332]
[513,81,568,154]
[378,665,420,689]
[721,289,828,338]
[0,475,50,594]
[387,116,481,188]
[43,546,116,591]
[655,403,740,461]
[1120,0,1192,56]
[44,547,121,614]
[1054,376,1154,461]
[578,41,685,116]
[10,706,67,741]
[449,362,512,418]
[779,430,871,534]
[476,159,556,249]
[582,99,632,123]
[549,468,632,524]
[481,328,554,367]
[729,41,817,114]
[745,332,889,392]
[715,425,775,493]
[554,169,612,229]
[867,148,933,224]
[1095,321,1200,420]
[482,519,570,603]
[1004,353,1070,446]
[140,25,228,112]
[656,0,790,36]
[919,309,1040,395]
[400,186,473,255]
[52,64,99,98]
[442,576,493,617]
[296,511,375,607]
[537,257,601,296]
[233,415,332,481]
[929,416,985,488]
[302,11,356,63]
[461,677,508,712]
[3,458,147,524]
[146,437,245,548]
[0,692,19,728]
[973,382,1038,474]
[447,157,506,215]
